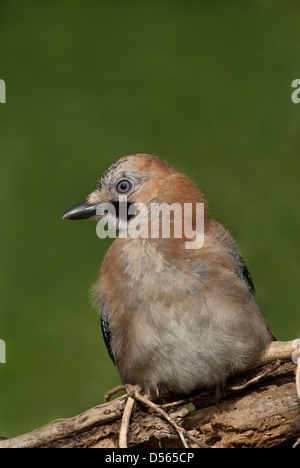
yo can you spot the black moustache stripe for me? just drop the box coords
[110,200,135,222]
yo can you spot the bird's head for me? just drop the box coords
[63,154,208,237]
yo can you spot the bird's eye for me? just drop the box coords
[116,179,132,194]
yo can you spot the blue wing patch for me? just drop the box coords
[233,253,255,295]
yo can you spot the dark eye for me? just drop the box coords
[116,179,132,194]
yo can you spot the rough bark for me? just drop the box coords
[0,340,299,449]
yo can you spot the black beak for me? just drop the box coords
[62,200,98,220]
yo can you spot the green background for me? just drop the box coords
[0,0,299,437]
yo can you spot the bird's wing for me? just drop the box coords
[232,252,255,295]
[231,251,277,341]
[100,314,115,364]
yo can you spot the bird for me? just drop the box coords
[63,153,275,397]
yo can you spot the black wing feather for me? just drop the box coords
[234,253,255,295]
[101,315,115,364]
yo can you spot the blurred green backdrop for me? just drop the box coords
[0,0,300,437]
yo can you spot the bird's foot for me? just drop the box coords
[119,383,208,448]
[103,384,126,403]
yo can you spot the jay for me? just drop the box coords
[63,154,274,396]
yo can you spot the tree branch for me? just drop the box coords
[1,340,300,448]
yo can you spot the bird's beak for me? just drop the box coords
[62,200,98,220]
